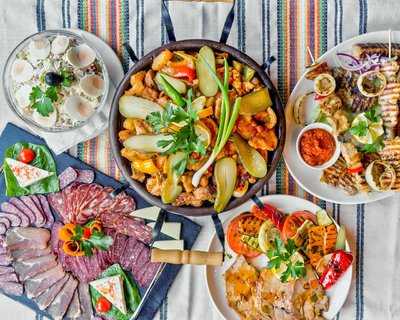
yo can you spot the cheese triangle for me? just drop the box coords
[5,158,53,188]
[90,275,127,315]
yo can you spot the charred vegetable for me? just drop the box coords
[214,157,237,213]
[239,88,272,115]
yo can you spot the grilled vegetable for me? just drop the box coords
[306,224,337,268]
[155,72,187,95]
[231,134,267,178]
[357,70,386,97]
[316,209,333,226]
[335,225,347,250]
[119,96,163,119]
[314,73,336,97]
[214,157,237,212]
[239,88,272,115]
[196,46,218,96]
[258,219,280,252]
[156,74,186,107]
[365,160,395,191]
[319,250,353,289]
[243,65,255,81]
[293,92,312,126]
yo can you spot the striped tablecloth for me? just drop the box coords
[1,1,400,320]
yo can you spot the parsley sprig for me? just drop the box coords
[360,136,384,153]
[267,237,306,283]
[349,120,368,137]
[29,86,58,117]
[364,105,381,123]
[146,89,206,175]
[72,223,113,257]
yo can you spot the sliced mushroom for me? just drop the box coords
[11,59,34,83]
[15,85,32,108]
[51,35,70,55]
[28,37,50,60]
[66,44,96,68]
[32,109,57,128]
[79,74,104,97]
[63,96,94,121]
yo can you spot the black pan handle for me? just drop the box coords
[161,0,236,44]
[211,213,225,260]
[261,56,276,73]
[123,42,139,63]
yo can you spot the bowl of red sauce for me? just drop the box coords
[296,123,341,170]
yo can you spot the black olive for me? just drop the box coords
[45,72,63,86]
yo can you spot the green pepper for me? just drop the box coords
[158,74,186,107]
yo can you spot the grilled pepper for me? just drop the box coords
[319,250,353,289]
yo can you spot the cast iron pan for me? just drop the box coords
[109,0,286,217]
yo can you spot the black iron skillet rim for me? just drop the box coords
[109,39,286,216]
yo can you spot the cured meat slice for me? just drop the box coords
[66,289,81,319]
[0,272,18,282]
[0,223,7,235]
[20,196,45,227]
[120,237,139,269]
[47,276,78,320]
[31,195,46,226]
[0,266,14,275]
[76,169,95,184]
[138,261,161,288]
[0,212,21,227]
[8,198,36,224]
[35,274,69,310]
[131,244,150,276]
[0,254,12,266]
[38,195,54,228]
[6,227,50,251]
[25,264,65,298]
[11,247,51,262]
[0,217,10,230]
[59,167,78,189]
[47,193,66,221]
[13,254,57,281]
[0,281,23,296]
[100,212,152,243]
[78,282,94,320]
[50,222,63,254]
[0,203,29,227]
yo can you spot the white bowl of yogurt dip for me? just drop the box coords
[3,29,109,132]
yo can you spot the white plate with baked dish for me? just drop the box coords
[284,31,400,205]
[205,195,352,320]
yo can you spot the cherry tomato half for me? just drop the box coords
[282,210,317,242]
[83,227,92,239]
[227,213,261,258]
[18,148,36,164]
[96,296,112,313]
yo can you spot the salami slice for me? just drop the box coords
[0,254,11,266]
[20,196,45,227]
[0,212,21,227]
[0,281,23,296]
[0,218,10,230]
[35,274,69,310]
[59,167,78,189]
[0,272,18,282]
[76,169,95,184]
[37,195,54,228]
[0,203,29,227]
[138,261,161,288]
[0,266,14,275]
[47,193,66,222]
[8,198,35,225]
[0,223,7,235]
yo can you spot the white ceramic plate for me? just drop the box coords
[284,31,398,204]
[205,195,352,320]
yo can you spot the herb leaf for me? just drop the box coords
[29,85,57,117]
[361,137,384,153]
[88,231,114,251]
[61,69,74,87]
[350,121,368,137]
[364,105,381,123]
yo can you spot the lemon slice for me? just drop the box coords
[351,114,373,144]
[369,122,384,140]
[272,251,305,280]
[258,220,280,253]
[194,121,211,148]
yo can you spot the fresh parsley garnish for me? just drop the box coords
[360,137,384,153]
[146,89,206,175]
[364,105,381,123]
[266,237,306,283]
[29,86,58,117]
[60,69,74,87]
[349,121,368,137]
[72,223,113,257]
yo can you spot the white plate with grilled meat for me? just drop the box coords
[205,195,352,320]
[284,31,400,204]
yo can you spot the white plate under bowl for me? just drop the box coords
[205,195,352,320]
[284,31,398,205]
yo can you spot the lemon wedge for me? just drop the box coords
[194,121,212,148]
[351,113,383,145]
[258,220,280,253]
[271,252,304,281]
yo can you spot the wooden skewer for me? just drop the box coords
[307,46,315,64]
[389,29,392,60]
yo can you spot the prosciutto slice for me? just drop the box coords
[6,227,50,251]
[0,281,23,296]
[35,274,69,310]
[0,272,18,282]
[10,247,51,262]
[13,254,57,281]
[25,264,65,298]
[0,266,14,275]
[78,282,94,320]
[66,289,81,319]
[47,276,78,320]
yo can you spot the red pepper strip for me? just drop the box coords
[252,203,285,231]
[319,250,353,289]
[347,165,363,174]
[170,66,196,82]
[314,94,326,100]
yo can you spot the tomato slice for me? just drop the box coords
[227,213,261,258]
[251,203,285,231]
[282,210,317,241]
[18,148,36,164]
[96,296,112,313]
[347,166,363,174]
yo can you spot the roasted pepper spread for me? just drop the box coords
[300,128,335,166]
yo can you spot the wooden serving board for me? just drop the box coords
[0,123,201,320]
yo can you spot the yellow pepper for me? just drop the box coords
[198,106,213,118]
[59,223,76,242]
[62,240,84,257]
[132,159,159,174]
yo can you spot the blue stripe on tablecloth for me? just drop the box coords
[122,0,130,73]
[356,204,365,320]
[62,0,66,28]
